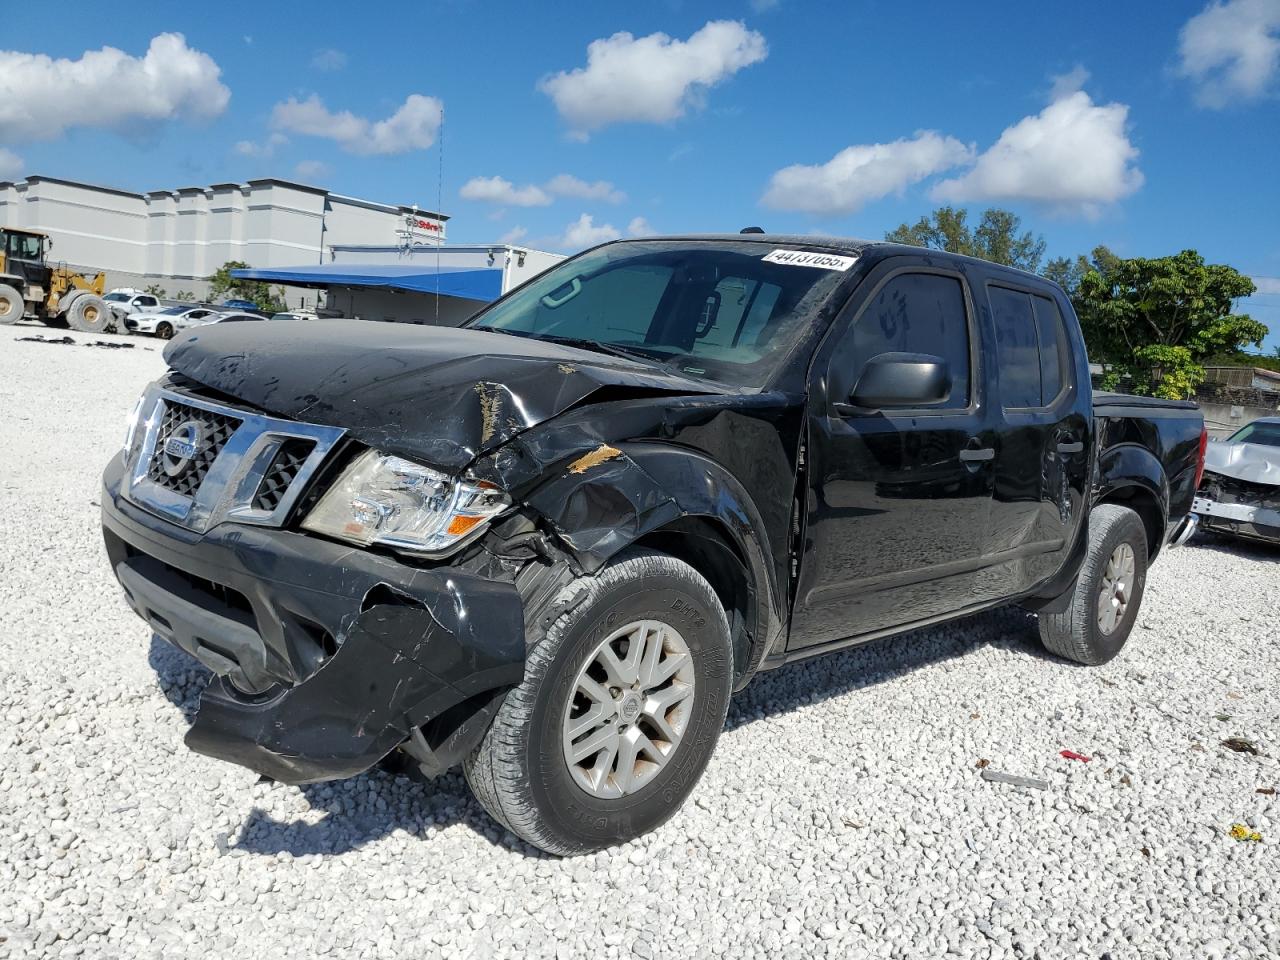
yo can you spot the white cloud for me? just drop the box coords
[1251,275,1280,294]
[234,131,287,158]
[460,173,626,206]
[271,93,442,155]
[1049,64,1091,101]
[762,131,974,215]
[545,173,626,203]
[0,33,229,142]
[293,159,329,181]
[559,213,621,250]
[0,147,22,179]
[627,216,656,237]
[931,89,1143,216]
[311,48,347,72]
[538,20,767,137]
[459,176,551,206]
[1177,0,1280,107]
[500,226,528,244]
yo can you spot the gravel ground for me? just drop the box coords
[1,322,1278,960]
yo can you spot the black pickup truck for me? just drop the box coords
[101,236,1206,855]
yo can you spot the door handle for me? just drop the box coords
[1056,440,1084,454]
[958,447,995,462]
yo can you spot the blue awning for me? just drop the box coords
[230,263,503,303]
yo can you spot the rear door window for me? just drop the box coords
[990,285,1069,408]
[1031,295,1066,403]
[989,287,1042,408]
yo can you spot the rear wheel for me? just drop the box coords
[65,295,110,333]
[1038,504,1148,665]
[0,283,22,324]
[464,549,732,856]
[155,321,174,340]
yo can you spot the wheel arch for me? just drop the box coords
[521,441,784,689]
[1094,442,1168,560]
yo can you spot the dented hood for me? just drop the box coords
[1203,439,1280,487]
[164,320,718,471]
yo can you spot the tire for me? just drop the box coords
[0,283,22,325]
[65,295,110,333]
[155,321,174,340]
[1038,504,1148,665]
[465,549,732,856]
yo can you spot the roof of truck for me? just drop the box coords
[617,234,1052,284]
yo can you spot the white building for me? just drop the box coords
[0,175,447,299]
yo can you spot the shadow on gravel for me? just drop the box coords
[1186,530,1280,562]
[227,769,521,859]
[724,604,1057,731]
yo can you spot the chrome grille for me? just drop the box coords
[123,385,345,534]
[146,400,241,498]
[253,439,316,512]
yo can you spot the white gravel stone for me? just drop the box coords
[1,322,1278,959]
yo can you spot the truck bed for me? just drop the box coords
[1092,390,1199,414]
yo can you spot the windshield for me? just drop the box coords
[1228,421,1280,447]
[5,234,42,259]
[466,240,854,387]
[159,306,187,315]
[104,293,130,302]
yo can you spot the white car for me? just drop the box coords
[269,311,319,322]
[175,310,266,332]
[124,305,219,339]
[104,291,163,324]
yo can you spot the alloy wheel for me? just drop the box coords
[1097,542,1136,634]
[561,619,696,799]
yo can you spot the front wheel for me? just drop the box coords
[0,283,22,324]
[65,295,110,333]
[155,321,174,340]
[1038,503,1148,665]
[465,549,732,856]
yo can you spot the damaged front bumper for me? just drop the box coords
[101,455,525,784]
[1191,494,1280,544]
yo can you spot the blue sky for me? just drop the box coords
[2,0,1278,352]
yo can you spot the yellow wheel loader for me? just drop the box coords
[0,228,113,333]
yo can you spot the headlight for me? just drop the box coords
[122,390,147,460]
[301,450,510,557]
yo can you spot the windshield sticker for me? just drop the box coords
[761,249,857,271]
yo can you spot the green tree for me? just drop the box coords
[886,206,1046,272]
[144,282,167,298]
[207,260,287,313]
[173,290,196,302]
[1073,250,1263,399]
[1042,245,1121,299]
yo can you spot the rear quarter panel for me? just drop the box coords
[1093,398,1204,549]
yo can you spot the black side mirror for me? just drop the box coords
[849,352,951,409]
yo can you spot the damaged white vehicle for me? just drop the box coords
[1193,417,1280,545]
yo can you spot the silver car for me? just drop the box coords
[1192,417,1280,545]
